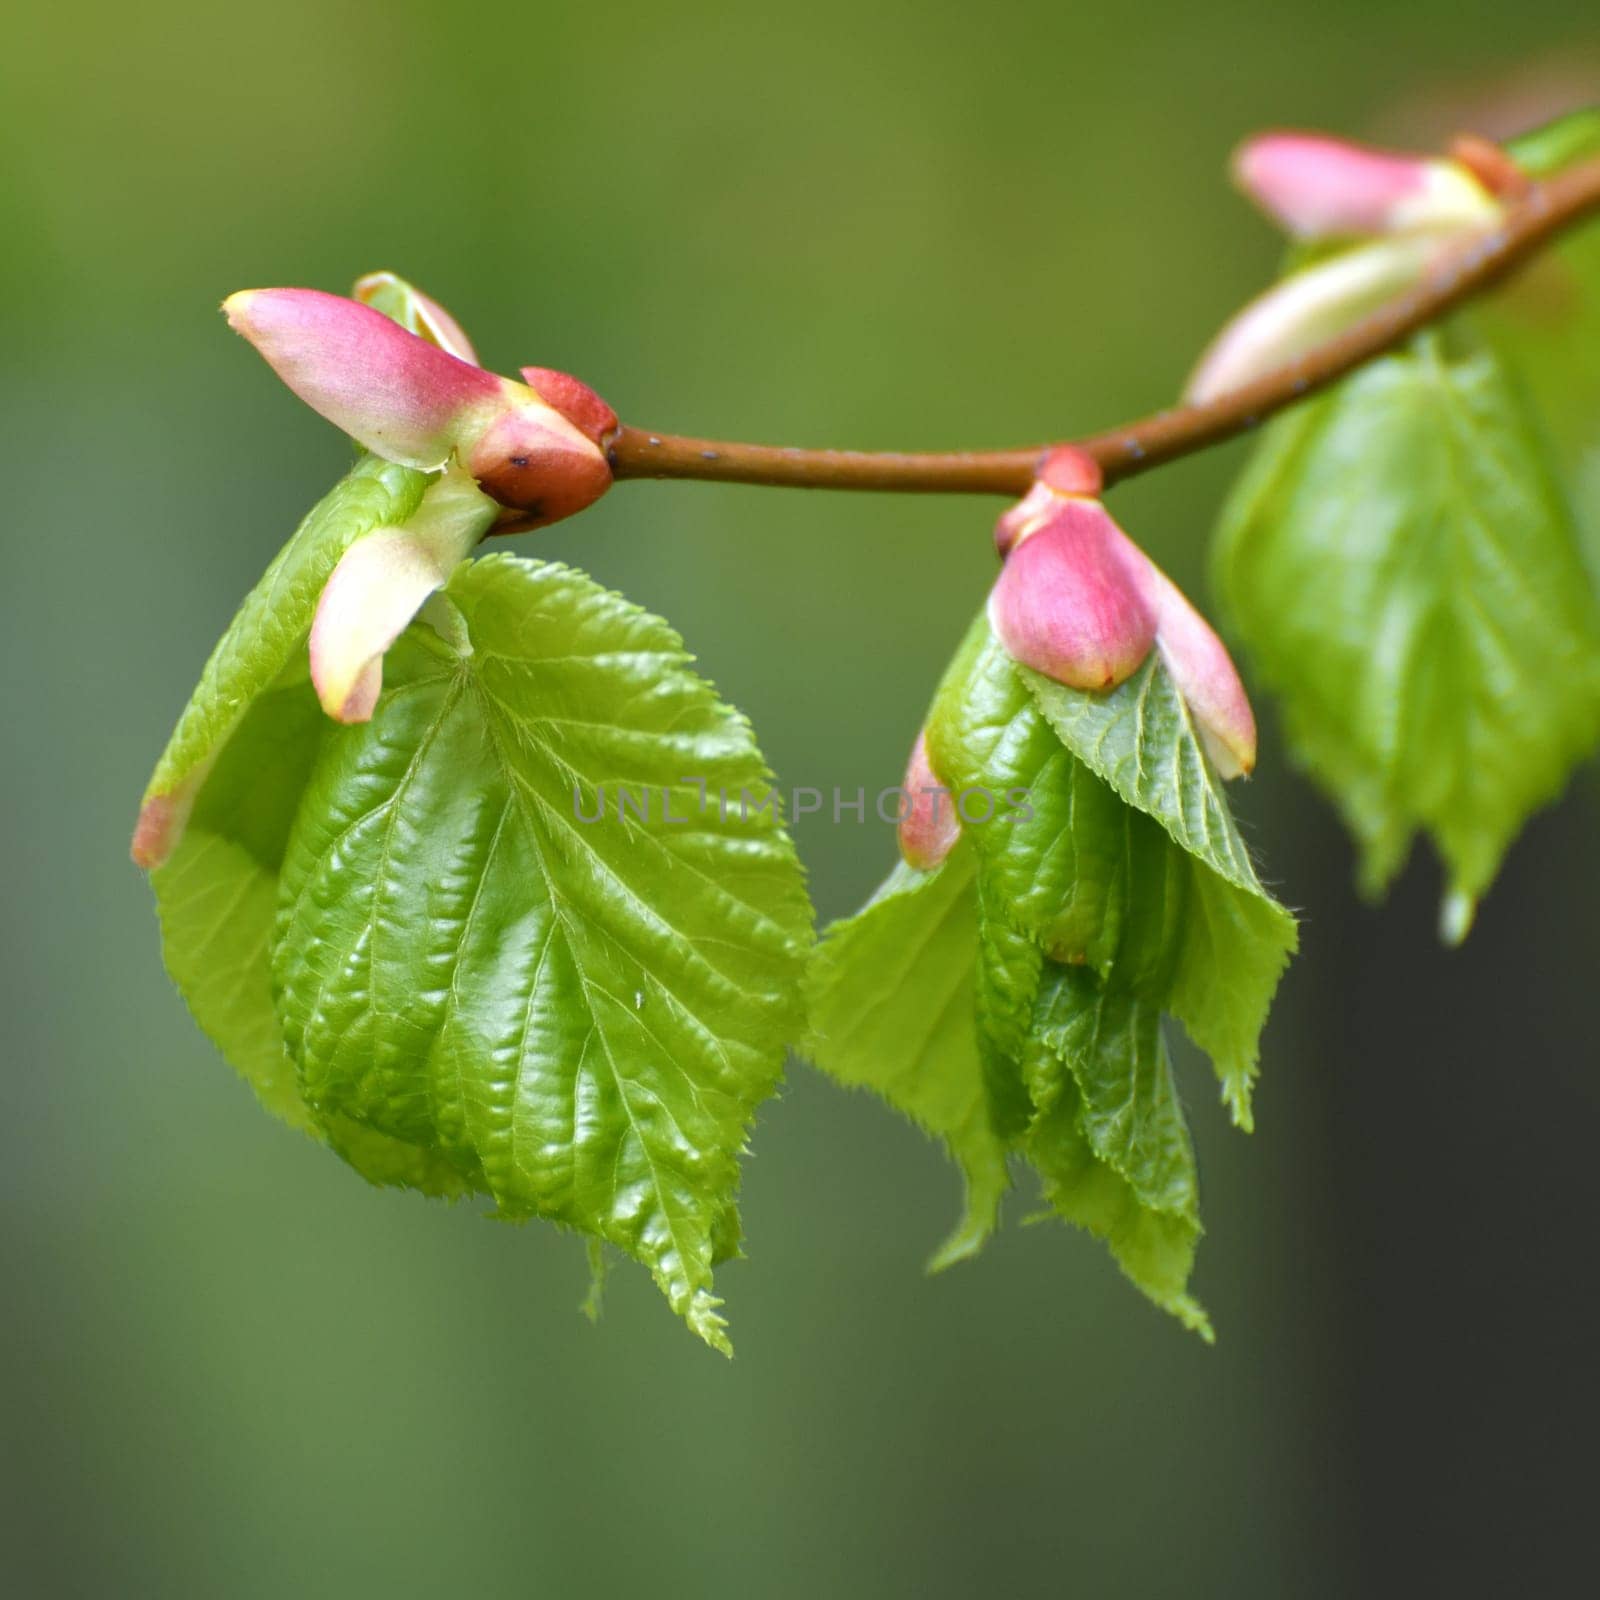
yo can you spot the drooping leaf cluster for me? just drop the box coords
[806,618,1295,1336]
[1215,112,1600,938]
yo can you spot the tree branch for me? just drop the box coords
[599,150,1600,500]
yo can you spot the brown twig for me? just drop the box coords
[592,150,1600,501]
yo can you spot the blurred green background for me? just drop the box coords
[5,1,1599,1593]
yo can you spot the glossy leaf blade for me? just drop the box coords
[1021,653,1296,1124]
[932,627,1294,1127]
[809,613,1291,1334]
[1475,220,1600,582]
[1215,332,1600,935]
[1019,654,1260,891]
[271,553,813,1352]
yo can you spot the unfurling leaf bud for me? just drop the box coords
[224,284,615,527]
[1188,128,1508,404]
[988,495,1158,691]
[898,729,960,870]
[1232,131,1499,240]
[1184,232,1442,404]
[223,288,509,469]
[309,466,498,722]
[1140,565,1256,779]
[989,450,1256,776]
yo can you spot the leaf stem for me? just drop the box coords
[596,150,1600,500]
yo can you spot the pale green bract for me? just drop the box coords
[1215,331,1600,940]
[270,554,813,1354]
[805,617,1294,1335]
[144,454,429,806]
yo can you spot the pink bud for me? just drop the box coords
[224,288,510,469]
[1183,231,1442,404]
[990,477,1257,779]
[309,468,498,722]
[353,271,480,364]
[225,287,616,525]
[898,729,960,870]
[1136,562,1257,779]
[988,497,1158,691]
[1233,131,1498,240]
[996,447,1104,557]
[520,366,619,448]
[466,403,614,527]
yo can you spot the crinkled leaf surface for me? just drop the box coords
[933,624,1295,1129]
[271,553,812,1353]
[1215,330,1600,938]
[807,615,1292,1334]
[1020,652,1297,1125]
[1024,965,1208,1338]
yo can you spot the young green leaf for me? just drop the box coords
[271,553,813,1353]
[150,655,478,1194]
[1475,224,1600,583]
[152,662,327,1132]
[808,613,1292,1334]
[1505,105,1600,181]
[803,845,1008,1270]
[933,624,1295,1128]
[1020,652,1297,1126]
[1215,330,1600,939]
[974,879,1048,1142]
[1486,112,1600,579]
[1024,964,1209,1340]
